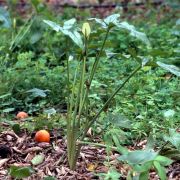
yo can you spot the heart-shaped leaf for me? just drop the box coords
[118,150,158,165]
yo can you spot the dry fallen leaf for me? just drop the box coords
[86,163,97,172]
[0,158,9,168]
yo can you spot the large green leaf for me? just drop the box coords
[43,19,83,49]
[9,166,34,179]
[118,150,158,165]
[104,14,120,27]
[89,14,120,28]
[0,7,11,28]
[157,61,180,77]
[116,22,150,45]
[89,14,149,45]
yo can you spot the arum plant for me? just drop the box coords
[43,14,150,170]
[43,14,151,170]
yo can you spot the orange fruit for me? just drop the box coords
[35,130,50,143]
[16,112,28,119]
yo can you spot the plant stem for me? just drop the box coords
[78,27,110,119]
[80,65,142,140]
[77,141,118,151]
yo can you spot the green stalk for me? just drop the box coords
[78,27,110,119]
[10,15,34,51]
[80,65,142,140]
[77,141,118,151]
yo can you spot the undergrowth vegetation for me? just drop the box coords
[0,0,179,179]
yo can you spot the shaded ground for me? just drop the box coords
[0,122,179,179]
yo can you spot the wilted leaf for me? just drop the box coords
[87,163,97,171]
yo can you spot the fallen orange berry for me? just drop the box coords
[34,130,50,143]
[16,112,28,119]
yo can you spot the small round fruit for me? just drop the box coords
[16,112,28,119]
[35,130,50,143]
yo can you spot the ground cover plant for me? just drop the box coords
[0,1,179,179]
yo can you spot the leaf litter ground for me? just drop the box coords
[0,123,179,179]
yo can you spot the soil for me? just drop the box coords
[0,123,179,180]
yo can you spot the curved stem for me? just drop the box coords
[80,65,142,140]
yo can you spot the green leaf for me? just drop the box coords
[3,108,15,113]
[134,161,153,173]
[176,19,180,25]
[44,177,57,180]
[157,61,180,77]
[164,129,180,150]
[104,168,121,180]
[12,124,21,135]
[26,88,50,98]
[139,171,149,180]
[163,109,175,118]
[112,134,128,155]
[44,19,83,49]
[155,155,173,166]
[9,166,34,179]
[88,18,106,28]
[0,93,11,99]
[161,149,180,160]
[116,22,150,45]
[107,113,131,129]
[0,7,11,28]
[43,20,62,32]
[63,18,76,29]
[118,150,158,165]
[104,14,120,27]
[31,154,45,166]
[153,161,167,180]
